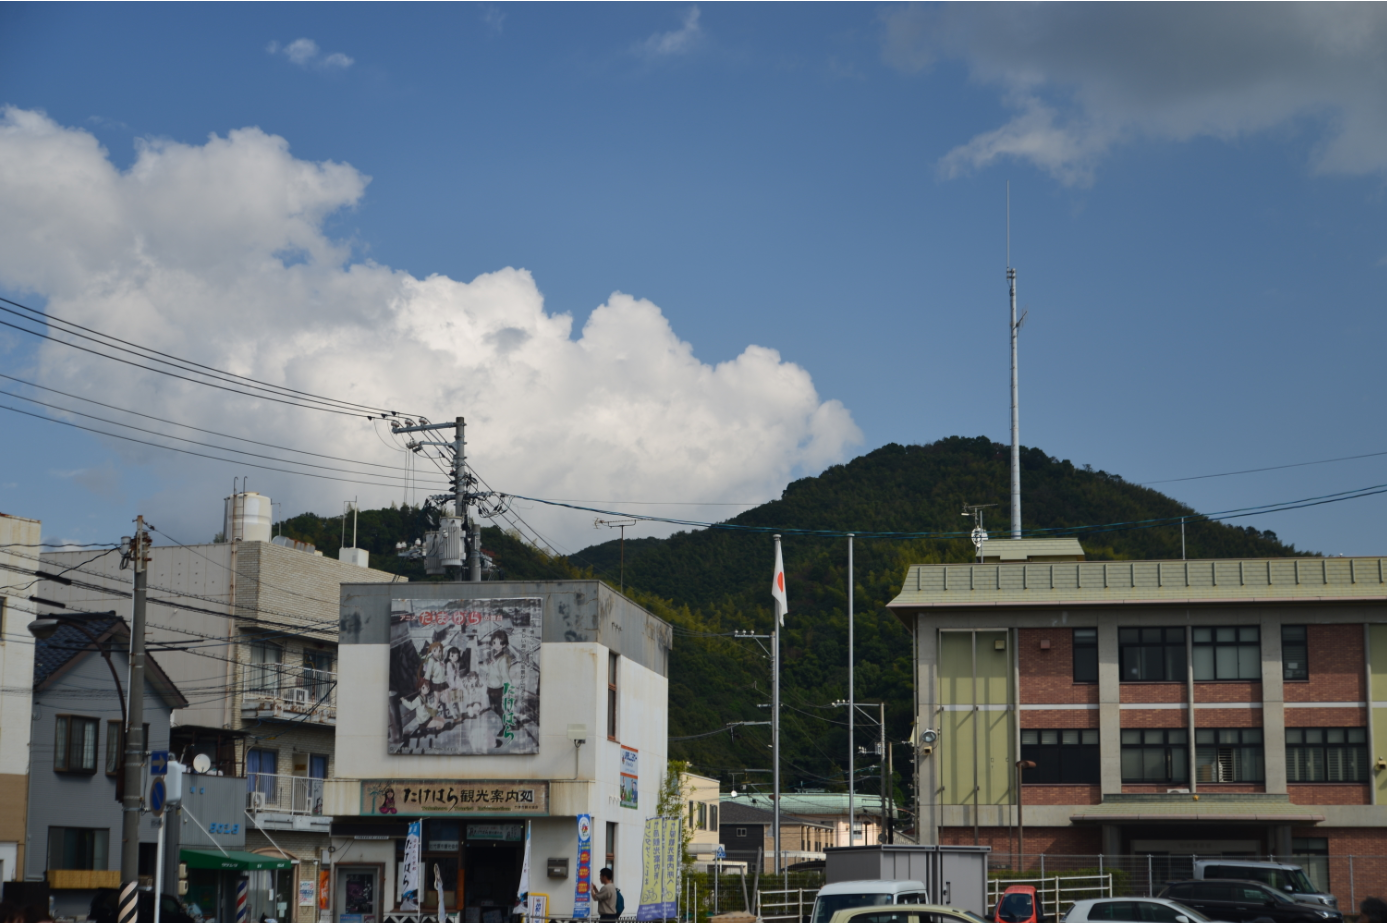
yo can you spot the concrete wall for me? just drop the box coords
[0,513,40,881]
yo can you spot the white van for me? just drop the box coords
[1192,859,1336,908]
[810,881,931,923]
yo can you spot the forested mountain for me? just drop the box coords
[275,436,1304,813]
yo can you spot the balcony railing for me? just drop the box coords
[247,772,326,816]
[240,663,337,725]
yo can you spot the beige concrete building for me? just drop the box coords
[0,512,41,882]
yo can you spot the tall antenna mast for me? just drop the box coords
[1008,183,1021,539]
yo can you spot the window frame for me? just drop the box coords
[248,640,284,694]
[606,652,619,741]
[1195,727,1265,782]
[1282,626,1308,682]
[105,721,149,776]
[1191,626,1261,681]
[1021,728,1101,784]
[1118,628,1187,683]
[54,714,100,774]
[1073,628,1098,684]
[47,826,109,871]
[1120,728,1189,784]
[1286,727,1368,782]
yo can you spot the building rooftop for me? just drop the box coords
[34,616,187,707]
[718,800,832,829]
[724,792,889,818]
[979,537,1085,563]
[887,556,1387,610]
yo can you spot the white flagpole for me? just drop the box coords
[772,534,783,876]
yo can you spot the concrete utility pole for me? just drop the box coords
[395,416,484,581]
[119,519,150,923]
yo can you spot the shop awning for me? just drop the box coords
[181,849,293,871]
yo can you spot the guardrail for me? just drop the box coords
[988,873,1113,912]
[757,888,819,923]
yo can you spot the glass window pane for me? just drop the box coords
[1122,730,1141,745]
[1215,645,1237,679]
[1327,729,1345,744]
[1237,644,1260,679]
[1082,730,1099,745]
[1145,730,1164,745]
[55,716,69,769]
[1062,730,1079,746]
[1218,729,1239,745]
[1166,628,1186,644]
[1166,645,1186,680]
[1142,628,1163,644]
[1041,730,1058,746]
[1120,628,1140,644]
[1287,729,1303,744]
[1306,729,1323,744]
[1239,627,1259,642]
[1196,729,1215,744]
[1021,731,1039,745]
[1216,627,1236,643]
[1349,728,1367,743]
[1283,626,1306,642]
[1168,729,1187,745]
[1075,628,1097,643]
[1242,727,1262,744]
[1121,749,1142,782]
[1170,748,1188,782]
[1123,648,1142,682]
[1192,628,1212,643]
[1143,747,1165,781]
[1142,646,1165,681]
[1193,646,1215,681]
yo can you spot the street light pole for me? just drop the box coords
[120,519,150,923]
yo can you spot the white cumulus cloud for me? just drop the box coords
[882,3,1387,186]
[267,38,354,70]
[0,107,860,549]
[636,6,704,59]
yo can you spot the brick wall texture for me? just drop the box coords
[1019,629,1098,705]
[1286,624,1365,703]
[940,825,1100,857]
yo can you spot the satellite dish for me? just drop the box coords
[192,753,212,773]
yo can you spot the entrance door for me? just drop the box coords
[336,867,381,923]
[462,846,521,923]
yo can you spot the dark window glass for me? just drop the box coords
[1021,729,1100,783]
[47,827,109,870]
[1120,728,1188,783]
[1191,626,1260,680]
[1195,728,1265,782]
[1190,884,1232,901]
[996,894,1033,922]
[607,653,619,739]
[1138,903,1184,923]
[1282,626,1308,681]
[1286,727,1368,782]
[1073,629,1098,683]
[54,716,99,773]
[1119,628,1186,681]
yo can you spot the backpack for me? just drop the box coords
[615,889,625,916]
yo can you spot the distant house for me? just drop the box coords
[717,801,833,872]
[25,616,186,917]
[680,771,724,867]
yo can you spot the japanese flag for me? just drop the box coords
[772,539,788,625]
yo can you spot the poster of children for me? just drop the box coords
[388,597,542,755]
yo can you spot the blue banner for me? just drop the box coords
[573,814,593,919]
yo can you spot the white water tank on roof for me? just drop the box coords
[224,492,273,543]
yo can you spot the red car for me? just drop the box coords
[993,885,1048,923]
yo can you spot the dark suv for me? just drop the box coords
[1159,880,1342,923]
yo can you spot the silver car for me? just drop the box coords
[1062,897,1228,923]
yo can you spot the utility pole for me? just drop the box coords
[847,533,855,847]
[120,518,150,923]
[1008,182,1022,540]
[772,535,782,874]
[879,702,887,845]
[595,519,638,593]
[395,416,499,582]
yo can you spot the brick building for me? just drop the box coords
[888,539,1387,897]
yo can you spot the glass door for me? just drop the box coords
[336,867,380,923]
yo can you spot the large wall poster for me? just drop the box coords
[388,598,542,755]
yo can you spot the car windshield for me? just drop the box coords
[1276,869,1318,894]
[998,894,1035,922]
[814,893,894,923]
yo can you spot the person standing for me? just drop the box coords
[594,868,618,921]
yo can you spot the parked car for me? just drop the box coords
[1191,860,1336,909]
[1062,897,1222,923]
[810,882,931,923]
[827,903,990,923]
[1158,880,1343,923]
[992,885,1048,923]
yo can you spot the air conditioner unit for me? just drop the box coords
[250,791,267,811]
[289,688,310,706]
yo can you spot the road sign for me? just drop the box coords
[714,844,726,860]
[150,750,169,776]
[150,778,166,815]
[971,527,988,552]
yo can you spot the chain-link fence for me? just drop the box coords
[986,855,1387,914]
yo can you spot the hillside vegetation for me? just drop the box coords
[276,436,1303,816]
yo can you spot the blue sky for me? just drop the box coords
[1,3,1385,555]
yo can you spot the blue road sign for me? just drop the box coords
[150,778,166,814]
[150,750,169,776]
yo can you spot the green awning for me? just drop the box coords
[181,849,293,871]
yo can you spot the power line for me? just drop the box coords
[0,296,417,419]
[1140,449,1387,486]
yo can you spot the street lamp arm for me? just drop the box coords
[29,614,127,727]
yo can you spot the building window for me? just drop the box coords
[1120,729,1188,783]
[247,748,278,799]
[48,827,109,870]
[1119,628,1186,682]
[1192,627,1260,681]
[1292,838,1330,893]
[303,649,334,701]
[1196,728,1264,782]
[105,721,149,776]
[735,827,747,838]
[1021,729,1100,783]
[248,641,283,694]
[1073,629,1098,683]
[54,715,99,773]
[605,821,617,875]
[607,652,619,740]
[1286,728,1368,782]
[709,804,718,830]
[1282,626,1308,681]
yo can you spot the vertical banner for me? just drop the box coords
[637,817,679,921]
[515,821,532,920]
[401,820,422,911]
[319,871,330,912]
[572,814,593,919]
[619,747,639,809]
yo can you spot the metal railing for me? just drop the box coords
[987,874,1113,912]
[757,888,820,923]
[246,772,325,815]
[240,662,336,724]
